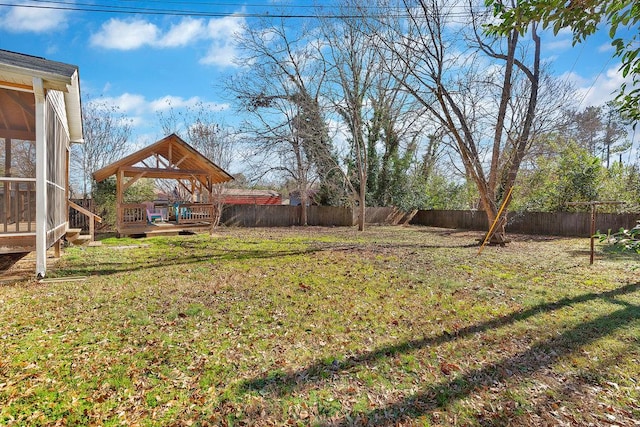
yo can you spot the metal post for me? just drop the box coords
[566,200,625,266]
[590,203,596,265]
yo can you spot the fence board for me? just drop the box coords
[221,205,355,227]
[410,210,639,237]
[308,206,354,226]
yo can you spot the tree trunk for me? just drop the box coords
[301,197,308,226]
[358,183,365,231]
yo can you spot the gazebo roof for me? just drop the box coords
[93,133,234,187]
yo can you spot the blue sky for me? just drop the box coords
[0,0,636,164]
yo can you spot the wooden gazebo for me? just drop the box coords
[93,133,234,236]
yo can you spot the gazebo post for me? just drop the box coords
[116,169,123,234]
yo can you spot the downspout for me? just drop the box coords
[34,77,47,278]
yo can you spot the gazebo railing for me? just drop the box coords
[119,202,215,226]
[175,203,215,224]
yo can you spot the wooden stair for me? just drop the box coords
[65,228,92,246]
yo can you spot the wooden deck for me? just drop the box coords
[0,234,35,254]
[117,220,214,237]
[118,202,216,237]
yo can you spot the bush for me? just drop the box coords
[598,221,640,254]
[93,177,157,228]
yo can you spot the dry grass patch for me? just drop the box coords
[0,226,638,426]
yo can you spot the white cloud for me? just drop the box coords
[598,42,615,53]
[89,92,231,143]
[199,16,245,67]
[562,64,630,109]
[91,19,159,50]
[95,92,148,115]
[545,38,573,52]
[0,1,69,33]
[578,66,627,108]
[205,15,243,39]
[200,42,239,67]
[89,15,245,68]
[157,18,206,47]
[558,70,589,88]
[150,95,230,113]
[95,92,228,115]
[541,27,574,54]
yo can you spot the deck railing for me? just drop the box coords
[1,177,36,234]
[68,200,102,242]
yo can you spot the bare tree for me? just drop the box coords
[373,0,545,243]
[570,106,603,156]
[156,101,236,172]
[156,101,238,229]
[321,1,383,231]
[186,107,238,230]
[71,97,132,197]
[228,16,332,225]
[1,139,36,178]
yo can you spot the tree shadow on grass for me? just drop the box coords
[51,247,326,278]
[595,248,640,262]
[54,239,477,278]
[238,282,640,424]
[323,297,639,426]
[567,248,640,265]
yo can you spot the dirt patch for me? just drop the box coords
[0,251,59,284]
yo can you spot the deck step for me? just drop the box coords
[65,229,92,246]
[73,235,92,244]
[66,228,82,238]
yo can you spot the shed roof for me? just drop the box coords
[223,188,281,197]
[0,49,82,142]
[93,133,234,187]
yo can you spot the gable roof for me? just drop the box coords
[0,50,78,83]
[93,133,234,187]
[0,49,82,142]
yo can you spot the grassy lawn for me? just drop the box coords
[1,226,639,426]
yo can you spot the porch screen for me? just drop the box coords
[45,95,69,248]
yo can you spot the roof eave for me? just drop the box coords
[0,63,73,92]
[64,69,83,143]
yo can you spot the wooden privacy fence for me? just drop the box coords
[220,206,409,228]
[70,200,639,238]
[221,205,354,227]
[411,210,640,237]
